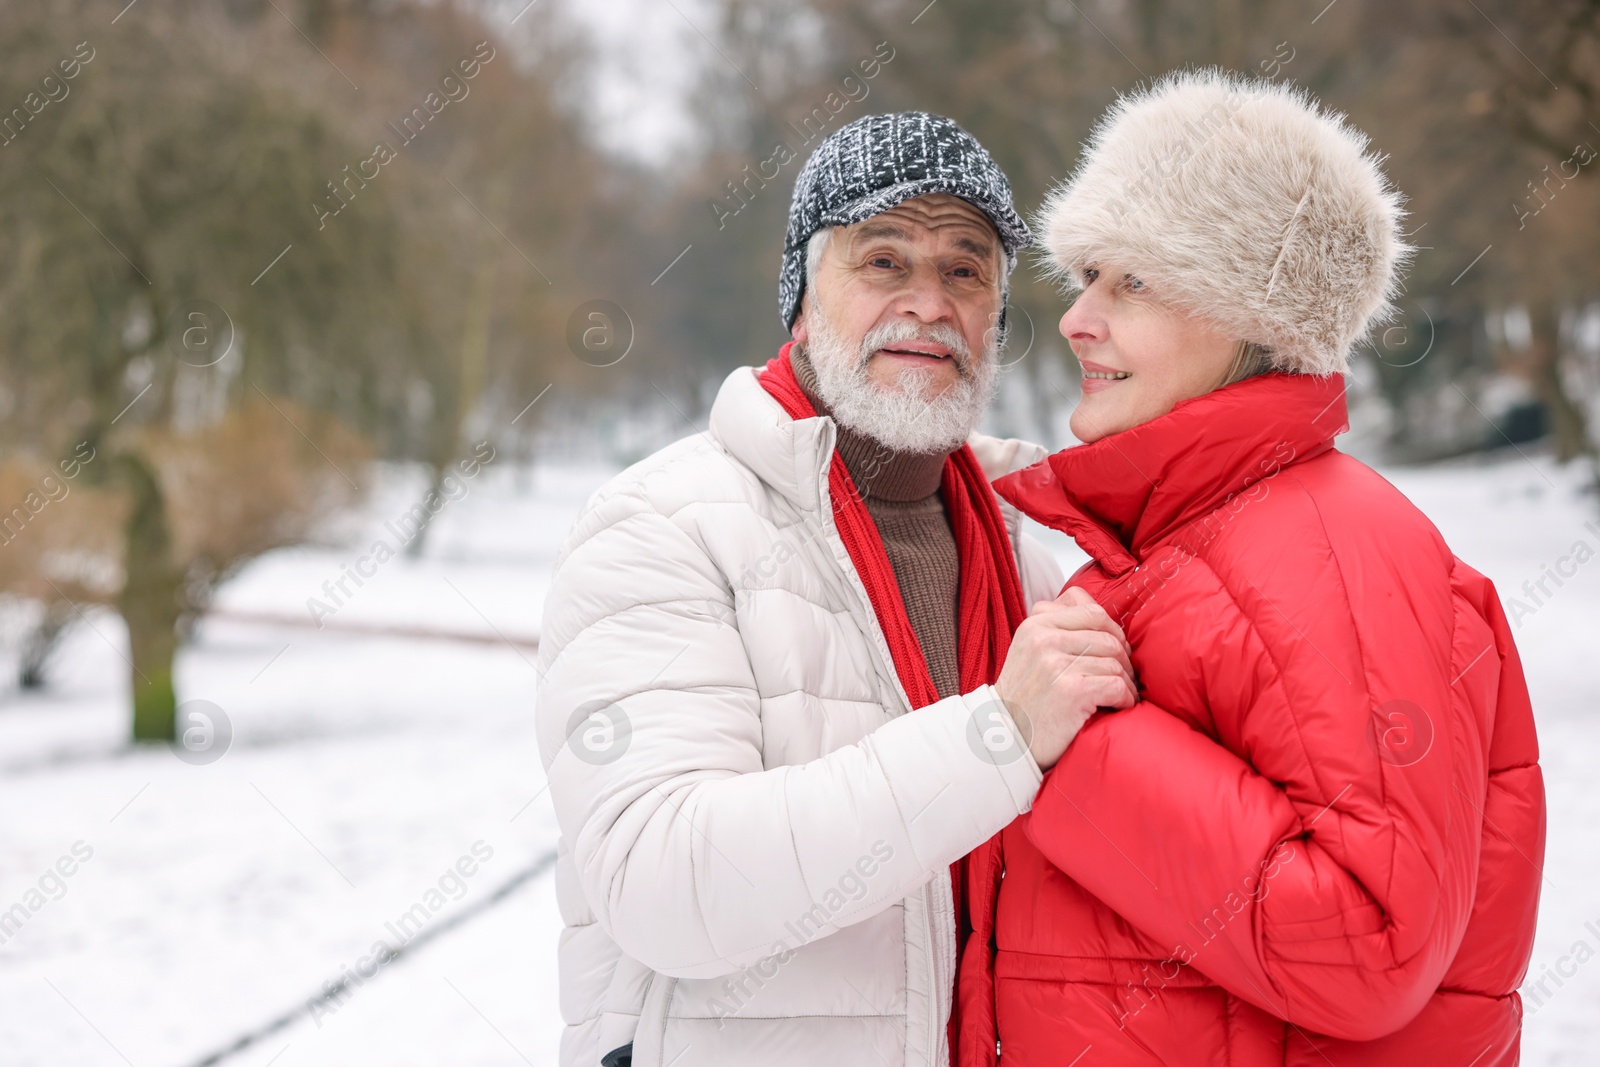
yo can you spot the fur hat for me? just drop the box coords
[1038,69,1411,376]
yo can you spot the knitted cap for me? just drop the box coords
[1038,69,1412,375]
[779,111,1030,333]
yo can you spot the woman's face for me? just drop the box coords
[1060,264,1240,444]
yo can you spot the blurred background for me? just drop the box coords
[0,0,1596,1063]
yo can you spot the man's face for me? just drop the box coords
[793,193,1002,394]
[792,194,1005,454]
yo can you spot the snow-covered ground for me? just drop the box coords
[0,450,1595,1066]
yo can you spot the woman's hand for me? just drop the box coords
[994,587,1138,770]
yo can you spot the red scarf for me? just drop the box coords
[758,343,1028,1065]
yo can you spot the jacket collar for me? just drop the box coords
[709,365,835,514]
[993,373,1348,576]
[708,363,1048,515]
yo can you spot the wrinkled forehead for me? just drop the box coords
[838,193,999,260]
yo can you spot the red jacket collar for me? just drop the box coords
[993,373,1348,576]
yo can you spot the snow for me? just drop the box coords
[0,450,1595,1066]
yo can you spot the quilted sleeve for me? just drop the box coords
[537,481,1043,980]
[1022,552,1526,1040]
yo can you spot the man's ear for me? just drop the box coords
[790,296,810,344]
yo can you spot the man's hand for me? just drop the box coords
[994,587,1137,771]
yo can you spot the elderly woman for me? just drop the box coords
[956,71,1546,1065]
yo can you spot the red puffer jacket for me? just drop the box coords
[957,373,1545,1066]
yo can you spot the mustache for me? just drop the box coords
[857,320,972,375]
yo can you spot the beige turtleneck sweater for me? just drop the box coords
[792,345,961,699]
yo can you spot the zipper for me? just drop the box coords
[928,862,952,1063]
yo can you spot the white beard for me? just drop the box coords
[804,307,998,456]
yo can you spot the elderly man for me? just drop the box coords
[537,112,1137,1067]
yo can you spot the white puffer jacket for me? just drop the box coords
[536,366,1063,1067]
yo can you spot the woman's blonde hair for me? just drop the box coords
[1220,340,1275,387]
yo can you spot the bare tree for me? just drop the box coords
[0,1,432,736]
